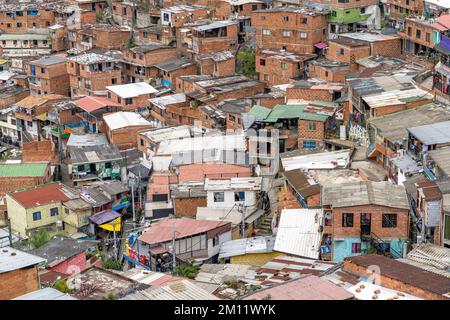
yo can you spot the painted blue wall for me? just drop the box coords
[333,238,406,262]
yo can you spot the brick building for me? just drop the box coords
[22,140,58,163]
[256,49,316,85]
[251,7,328,54]
[73,24,131,51]
[0,247,45,300]
[187,20,239,54]
[122,44,178,83]
[154,58,197,89]
[215,0,266,20]
[308,59,351,83]
[106,82,158,111]
[286,81,345,102]
[27,55,69,96]
[67,52,122,97]
[0,162,52,198]
[385,0,424,26]
[160,4,211,45]
[343,254,450,300]
[196,51,236,77]
[103,112,153,150]
[322,181,410,262]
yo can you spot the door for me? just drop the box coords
[360,213,371,236]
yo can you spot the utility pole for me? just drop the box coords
[113,227,117,259]
[240,204,246,239]
[172,229,176,274]
[131,177,136,228]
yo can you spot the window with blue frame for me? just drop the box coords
[50,207,59,217]
[234,191,245,202]
[32,211,41,221]
[303,141,317,149]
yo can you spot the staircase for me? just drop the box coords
[257,215,273,236]
[368,232,403,259]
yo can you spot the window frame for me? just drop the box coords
[342,213,354,227]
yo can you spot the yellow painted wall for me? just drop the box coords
[231,251,284,267]
[231,224,255,240]
[6,195,29,236]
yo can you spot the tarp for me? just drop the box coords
[89,209,121,225]
[314,42,327,49]
[99,217,121,232]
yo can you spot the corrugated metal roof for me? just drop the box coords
[243,275,354,300]
[274,209,323,259]
[281,149,351,171]
[322,181,409,209]
[13,287,77,300]
[121,279,219,300]
[219,236,276,258]
[204,177,262,191]
[106,82,158,99]
[0,162,48,177]
[0,247,46,273]
[408,120,450,145]
[104,112,152,130]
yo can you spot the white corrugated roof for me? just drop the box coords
[157,133,246,154]
[106,82,158,98]
[204,177,262,191]
[104,112,152,130]
[121,280,218,300]
[13,287,77,300]
[219,236,276,258]
[274,209,323,259]
[281,149,351,171]
[0,247,46,273]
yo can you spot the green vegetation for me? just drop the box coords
[53,279,71,293]
[102,293,117,300]
[0,149,12,161]
[174,261,200,279]
[236,50,256,77]
[223,279,239,289]
[125,37,135,49]
[96,11,105,22]
[29,229,49,249]
[137,3,150,13]
[101,257,123,271]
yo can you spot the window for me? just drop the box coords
[338,0,349,2]
[111,78,117,85]
[303,141,317,149]
[163,13,169,21]
[212,235,219,246]
[300,32,307,39]
[263,74,269,81]
[426,33,430,42]
[382,214,397,228]
[342,213,354,227]
[122,7,127,15]
[17,22,22,28]
[302,18,308,24]
[41,67,45,74]
[65,208,69,214]
[416,29,421,39]
[125,98,133,105]
[283,30,291,37]
[140,139,144,146]
[360,8,366,14]
[325,71,329,77]
[260,59,266,66]
[50,207,59,216]
[281,62,287,70]
[213,192,224,202]
[252,4,258,10]
[352,243,361,254]
[234,191,245,202]
[27,121,33,127]
[282,16,289,22]
[6,23,11,29]
[308,122,317,131]
[339,48,345,55]
[407,27,412,36]
[331,11,337,17]
[262,29,270,36]
[406,0,410,5]
[32,211,41,221]
[105,162,112,169]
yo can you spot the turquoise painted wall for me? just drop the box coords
[333,238,406,262]
[328,8,371,24]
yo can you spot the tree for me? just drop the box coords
[174,261,200,279]
[29,229,49,249]
[236,50,256,77]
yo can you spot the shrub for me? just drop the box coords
[30,229,49,249]
[174,261,200,279]
[53,279,71,293]
[236,50,256,77]
[102,257,123,271]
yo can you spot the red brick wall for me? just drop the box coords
[371,39,402,57]
[256,54,304,86]
[22,141,58,163]
[50,252,87,275]
[326,41,370,68]
[252,11,327,54]
[331,205,409,239]
[298,119,325,149]
[286,87,334,101]
[178,163,252,182]
[173,197,207,218]
[0,266,40,300]
[343,260,447,300]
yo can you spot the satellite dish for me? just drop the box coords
[324,212,332,220]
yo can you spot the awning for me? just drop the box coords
[89,209,121,225]
[314,42,327,49]
[35,113,47,121]
[435,62,450,77]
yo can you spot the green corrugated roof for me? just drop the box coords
[249,105,272,120]
[0,162,48,177]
